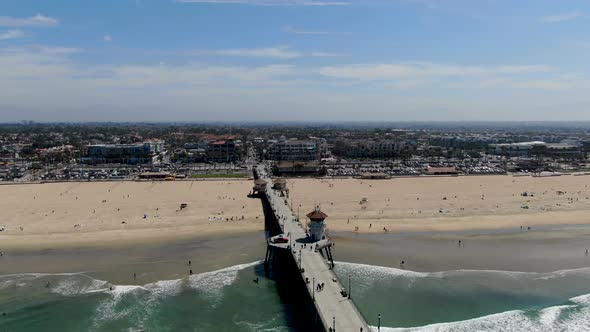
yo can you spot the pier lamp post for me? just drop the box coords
[378,314,381,332]
[348,275,351,299]
[312,277,315,301]
[333,316,336,332]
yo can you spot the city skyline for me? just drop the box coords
[1,0,590,121]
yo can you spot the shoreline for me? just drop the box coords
[0,231,266,279]
[3,224,590,278]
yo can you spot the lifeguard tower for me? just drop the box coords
[306,206,328,242]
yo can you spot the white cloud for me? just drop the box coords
[542,11,583,23]
[310,51,347,57]
[178,45,343,58]
[1,46,589,122]
[0,30,25,40]
[100,63,298,88]
[281,25,348,35]
[103,35,113,42]
[24,45,82,55]
[0,46,299,88]
[0,14,59,27]
[318,62,551,80]
[512,80,572,90]
[175,0,350,5]
[208,45,302,58]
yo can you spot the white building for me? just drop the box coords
[268,136,318,161]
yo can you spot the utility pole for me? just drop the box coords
[378,314,381,332]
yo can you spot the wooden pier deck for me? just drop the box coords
[256,164,370,332]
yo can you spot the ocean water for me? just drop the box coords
[2,261,590,331]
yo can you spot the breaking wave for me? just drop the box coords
[333,262,590,332]
[0,261,262,330]
[371,299,590,331]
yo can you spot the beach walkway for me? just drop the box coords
[256,164,370,332]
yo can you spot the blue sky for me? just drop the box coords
[1,0,590,122]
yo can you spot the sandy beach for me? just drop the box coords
[0,180,264,249]
[3,174,590,250]
[288,175,590,234]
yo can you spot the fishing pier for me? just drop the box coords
[253,164,370,332]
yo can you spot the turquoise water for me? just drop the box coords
[2,261,590,331]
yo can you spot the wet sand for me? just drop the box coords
[0,232,267,284]
[3,225,590,284]
[331,224,590,273]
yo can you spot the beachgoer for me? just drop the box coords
[133,273,136,280]
[189,260,192,266]
[189,270,193,275]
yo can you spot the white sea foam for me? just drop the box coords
[537,305,572,327]
[570,293,590,305]
[188,260,261,292]
[335,261,590,281]
[144,278,183,297]
[91,261,261,326]
[51,275,109,296]
[335,261,430,279]
[110,285,148,297]
[337,261,590,331]
[0,280,15,289]
[370,294,590,332]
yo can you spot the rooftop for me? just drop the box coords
[307,208,328,220]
